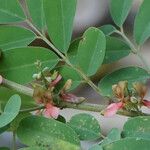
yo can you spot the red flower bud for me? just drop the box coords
[142,100,150,108]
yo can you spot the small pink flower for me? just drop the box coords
[43,103,60,119]
[142,100,150,108]
[61,93,85,103]
[104,102,124,117]
[51,74,62,87]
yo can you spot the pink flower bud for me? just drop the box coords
[43,103,60,119]
[104,102,124,117]
[142,100,150,108]
[51,74,62,87]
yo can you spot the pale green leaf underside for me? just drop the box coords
[0,0,25,23]
[0,26,36,51]
[0,47,59,84]
[0,94,21,128]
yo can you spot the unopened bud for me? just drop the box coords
[63,79,72,91]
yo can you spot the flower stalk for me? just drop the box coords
[0,76,149,117]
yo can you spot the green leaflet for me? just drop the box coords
[68,113,101,141]
[0,0,25,23]
[134,0,150,45]
[76,27,106,76]
[0,47,59,84]
[0,26,36,51]
[43,0,77,52]
[110,0,133,27]
[17,116,81,150]
[103,36,131,64]
[99,25,116,36]
[0,95,21,128]
[103,138,150,150]
[26,0,46,30]
[123,116,150,139]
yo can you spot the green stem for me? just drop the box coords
[20,101,149,117]
[116,30,150,73]
[12,131,17,150]
[2,78,33,97]
[26,19,101,95]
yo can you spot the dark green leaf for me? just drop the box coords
[0,26,36,51]
[0,94,21,128]
[43,0,77,52]
[17,116,80,150]
[76,27,106,76]
[134,0,150,45]
[99,25,116,36]
[123,116,150,139]
[103,37,131,64]
[110,0,133,27]
[68,113,101,141]
[98,67,149,97]
[103,138,150,150]
[0,0,25,23]
[0,124,9,135]
[26,0,46,30]
[10,112,31,131]
[0,47,59,84]
[101,128,121,146]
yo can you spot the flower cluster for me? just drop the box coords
[104,81,150,117]
[32,62,85,119]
